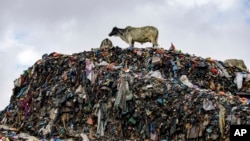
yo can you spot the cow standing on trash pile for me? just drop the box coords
[109,26,159,47]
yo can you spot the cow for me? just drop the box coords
[100,38,113,49]
[224,59,247,70]
[109,26,159,47]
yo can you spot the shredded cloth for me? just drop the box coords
[218,104,226,137]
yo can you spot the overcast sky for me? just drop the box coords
[0,0,250,110]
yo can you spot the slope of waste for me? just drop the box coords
[1,46,250,140]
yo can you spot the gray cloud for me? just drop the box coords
[0,0,250,110]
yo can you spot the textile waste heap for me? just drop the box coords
[1,46,250,141]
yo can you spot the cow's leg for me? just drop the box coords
[151,35,158,47]
[128,37,133,47]
[128,42,133,47]
[152,38,158,47]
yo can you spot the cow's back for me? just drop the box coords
[124,26,158,42]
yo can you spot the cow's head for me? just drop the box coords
[109,27,122,36]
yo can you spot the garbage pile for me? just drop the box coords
[1,46,250,140]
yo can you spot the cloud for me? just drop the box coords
[0,0,249,110]
[17,49,40,67]
[0,51,22,111]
